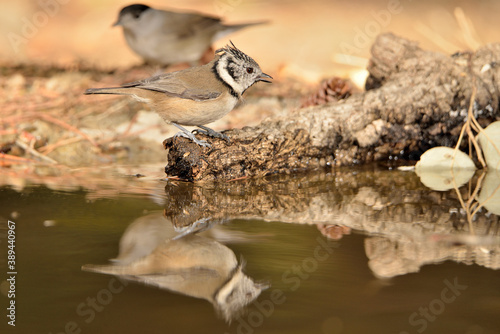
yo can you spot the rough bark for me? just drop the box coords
[164,33,500,181]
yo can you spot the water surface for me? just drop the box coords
[0,165,499,334]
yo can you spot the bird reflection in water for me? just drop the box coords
[82,212,268,322]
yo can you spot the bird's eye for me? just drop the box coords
[246,67,254,74]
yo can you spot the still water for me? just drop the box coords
[0,165,499,334]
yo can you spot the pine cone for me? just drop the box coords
[301,77,352,108]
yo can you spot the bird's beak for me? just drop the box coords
[257,73,273,83]
[112,19,122,27]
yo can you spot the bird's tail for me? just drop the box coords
[84,87,133,95]
[214,20,269,42]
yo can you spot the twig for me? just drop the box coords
[75,97,125,119]
[452,61,486,168]
[15,139,58,164]
[471,173,500,218]
[1,112,99,149]
[0,153,36,163]
[466,122,486,168]
[465,171,487,235]
[451,173,468,220]
[454,7,482,50]
[466,79,486,168]
[2,98,66,113]
[414,22,461,53]
[452,120,468,163]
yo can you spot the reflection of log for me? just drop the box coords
[164,33,500,181]
[163,169,500,277]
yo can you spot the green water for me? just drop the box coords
[0,166,499,334]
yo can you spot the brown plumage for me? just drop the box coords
[84,43,272,147]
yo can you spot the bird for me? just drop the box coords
[84,42,272,147]
[113,3,267,66]
[82,212,268,322]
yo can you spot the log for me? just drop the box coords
[162,169,500,277]
[164,33,500,181]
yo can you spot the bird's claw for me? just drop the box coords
[173,131,211,147]
[193,126,231,143]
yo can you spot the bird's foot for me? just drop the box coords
[172,218,213,240]
[172,122,211,147]
[193,125,230,143]
[173,131,211,147]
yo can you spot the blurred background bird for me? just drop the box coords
[113,3,268,66]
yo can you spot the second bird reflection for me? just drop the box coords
[82,212,268,322]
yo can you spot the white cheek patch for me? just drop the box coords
[217,58,243,95]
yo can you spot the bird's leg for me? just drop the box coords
[172,122,210,147]
[172,218,213,240]
[194,125,230,142]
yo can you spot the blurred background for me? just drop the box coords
[2,0,500,81]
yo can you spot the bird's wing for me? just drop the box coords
[122,73,221,101]
[160,11,222,39]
